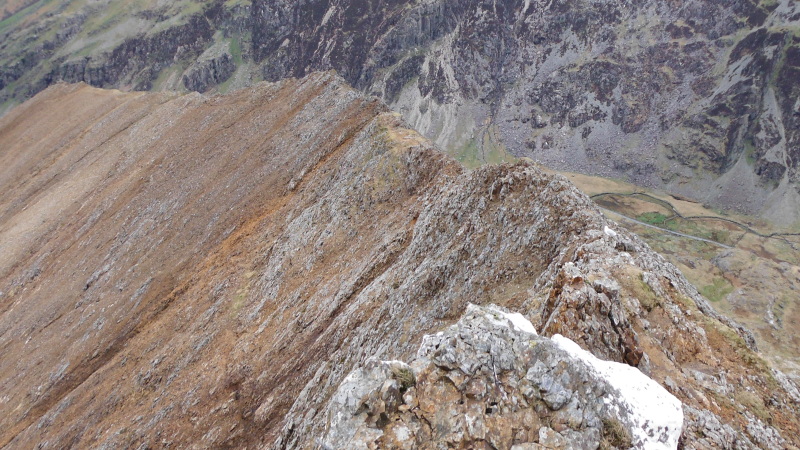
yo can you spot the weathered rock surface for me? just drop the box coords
[182,51,236,93]
[249,0,800,223]
[0,73,798,448]
[324,303,683,449]
[2,0,800,222]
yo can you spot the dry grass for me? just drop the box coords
[601,417,633,449]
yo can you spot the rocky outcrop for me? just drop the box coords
[182,52,236,92]
[324,303,683,449]
[0,73,797,448]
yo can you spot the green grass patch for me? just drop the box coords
[0,98,19,115]
[701,314,778,389]
[80,0,136,37]
[0,0,44,34]
[151,63,188,91]
[454,133,516,169]
[735,389,771,423]
[217,73,235,93]
[229,36,243,64]
[698,277,734,303]
[148,1,205,33]
[617,268,662,312]
[744,138,757,165]
[661,217,720,241]
[454,138,484,169]
[758,0,779,12]
[73,40,101,58]
[637,211,670,226]
[634,273,661,312]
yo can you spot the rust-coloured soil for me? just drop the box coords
[2,74,798,448]
[0,74,400,447]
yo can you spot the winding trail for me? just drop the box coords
[599,207,733,249]
[591,192,800,248]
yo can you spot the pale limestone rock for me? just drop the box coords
[323,304,684,449]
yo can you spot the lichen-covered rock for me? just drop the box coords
[323,304,683,449]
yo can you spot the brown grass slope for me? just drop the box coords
[0,73,797,448]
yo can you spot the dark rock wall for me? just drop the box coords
[245,0,800,218]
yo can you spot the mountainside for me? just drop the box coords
[2,0,800,223]
[1,73,798,448]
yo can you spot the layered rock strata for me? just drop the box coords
[0,73,797,448]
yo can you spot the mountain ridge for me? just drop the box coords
[2,0,800,223]
[0,74,798,447]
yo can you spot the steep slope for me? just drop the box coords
[0,73,798,448]
[555,171,800,383]
[2,0,800,223]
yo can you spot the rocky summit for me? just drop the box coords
[323,303,685,449]
[2,0,800,222]
[0,72,798,448]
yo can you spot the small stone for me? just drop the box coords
[511,444,547,450]
[664,376,678,393]
[465,378,488,399]
[539,426,567,448]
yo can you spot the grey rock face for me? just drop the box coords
[246,0,800,223]
[323,303,683,449]
[182,52,236,92]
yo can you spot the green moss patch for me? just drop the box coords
[698,277,734,303]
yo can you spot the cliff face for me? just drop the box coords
[250,0,800,223]
[0,0,246,103]
[2,0,800,222]
[0,73,797,448]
